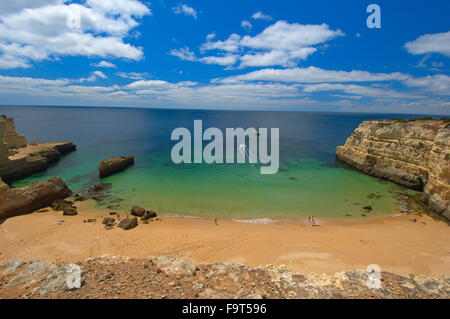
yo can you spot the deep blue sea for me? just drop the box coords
[1,106,428,218]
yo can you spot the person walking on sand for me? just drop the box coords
[214,218,218,226]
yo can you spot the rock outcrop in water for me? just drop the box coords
[0,177,72,220]
[99,155,134,178]
[336,119,449,220]
[0,116,76,183]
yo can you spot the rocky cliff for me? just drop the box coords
[0,116,76,183]
[0,177,72,220]
[0,115,26,149]
[336,119,449,220]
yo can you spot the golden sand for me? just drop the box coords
[0,202,449,277]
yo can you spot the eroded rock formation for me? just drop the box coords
[0,116,76,183]
[0,177,72,220]
[0,115,26,149]
[336,119,449,219]
[99,155,134,178]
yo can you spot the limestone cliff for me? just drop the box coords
[0,116,76,183]
[0,115,26,149]
[336,119,449,220]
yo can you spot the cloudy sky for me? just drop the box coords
[0,0,449,114]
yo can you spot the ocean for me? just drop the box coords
[1,106,422,218]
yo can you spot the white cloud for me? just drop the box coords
[78,70,108,82]
[0,71,448,113]
[239,48,317,68]
[86,0,151,17]
[172,3,198,19]
[251,11,272,21]
[169,46,236,67]
[199,55,237,66]
[217,66,408,83]
[93,70,107,79]
[241,20,252,29]
[201,33,242,53]
[0,1,150,69]
[405,31,450,57]
[206,33,216,41]
[170,47,197,62]
[175,21,344,68]
[239,21,344,51]
[116,72,150,80]
[91,60,117,68]
[302,83,419,99]
[404,74,450,95]
[0,0,63,15]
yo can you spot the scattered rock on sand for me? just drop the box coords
[145,210,157,219]
[131,205,146,217]
[131,206,158,221]
[51,200,73,211]
[99,155,134,178]
[118,217,138,230]
[51,199,77,216]
[63,206,77,216]
[102,217,116,226]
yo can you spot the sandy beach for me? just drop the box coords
[0,201,448,277]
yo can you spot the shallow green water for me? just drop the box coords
[6,106,419,219]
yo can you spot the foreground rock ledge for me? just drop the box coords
[0,177,72,220]
[336,119,449,219]
[0,255,448,299]
[99,155,134,178]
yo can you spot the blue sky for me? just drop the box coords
[0,0,449,114]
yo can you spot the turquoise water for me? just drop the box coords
[2,106,419,218]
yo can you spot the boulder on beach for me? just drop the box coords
[51,200,73,211]
[0,177,72,220]
[102,217,116,226]
[63,206,78,216]
[131,206,146,217]
[50,199,78,216]
[99,156,134,178]
[131,206,158,220]
[143,210,157,220]
[118,217,138,230]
